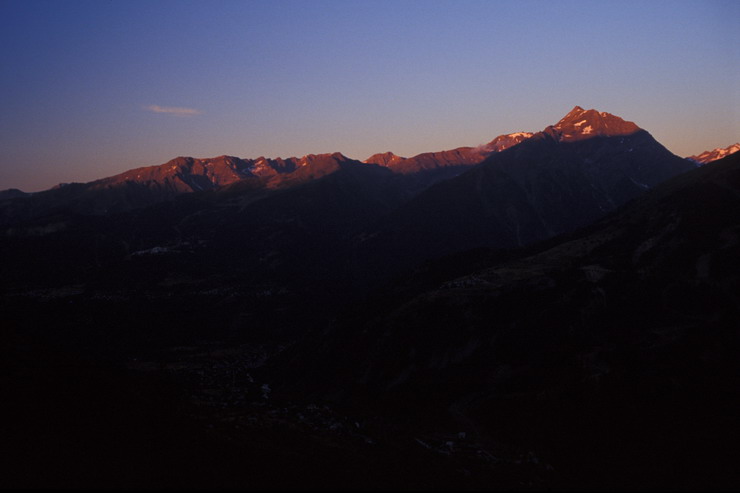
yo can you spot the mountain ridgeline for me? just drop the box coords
[0,107,698,321]
[3,107,738,489]
[0,130,539,225]
[0,107,691,243]
[687,142,740,164]
[359,106,695,270]
[0,106,705,326]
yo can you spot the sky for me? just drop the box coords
[1,0,738,192]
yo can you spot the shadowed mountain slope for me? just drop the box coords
[273,150,740,489]
[361,107,695,271]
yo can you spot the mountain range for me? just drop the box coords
[2,106,739,489]
[0,131,530,223]
[0,106,728,225]
[0,107,700,312]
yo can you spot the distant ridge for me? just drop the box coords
[364,132,534,174]
[0,188,29,200]
[688,143,740,165]
[0,106,695,232]
[0,127,537,223]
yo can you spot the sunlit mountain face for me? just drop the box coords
[546,105,640,141]
[687,142,740,165]
[2,108,739,490]
[0,135,525,225]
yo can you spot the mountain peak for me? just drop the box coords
[299,152,350,163]
[549,106,641,142]
[688,143,740,165]
[0,188,29,200]
[364,152,405,167]
[482,132,534,153]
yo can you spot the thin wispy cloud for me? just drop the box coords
[144,105,202,117]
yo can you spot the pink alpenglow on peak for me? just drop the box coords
[481,132,535,152]
[547,106,641,142]
[364,152,406,167]
[365,132,535,175]
[687,143,740,165]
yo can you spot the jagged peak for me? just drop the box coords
[168,156,195,165]
[688,143,740,164]
[560,105,587,120]
[548,106,641,141]
[364,152,405,167]
[482,132,535,152]
[207,154,240,162]
[329,151,350,161]
[299,151,350,162]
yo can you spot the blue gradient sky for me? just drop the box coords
[1,0,738,191]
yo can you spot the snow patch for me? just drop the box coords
[629,176,649,190]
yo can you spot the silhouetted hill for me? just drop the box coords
[0,188,28,200]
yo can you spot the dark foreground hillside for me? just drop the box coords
[2,328,548,490]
